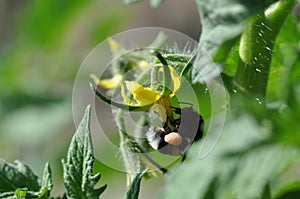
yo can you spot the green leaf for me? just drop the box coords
[192,0,276,83]
[0,161,54,199]
[0,159,40,193]
[62,105,107,199]
[267,15,300,101]
[274,181,300,199]
[213,36,239,64]
[234,1,296,98]
[125,170,148,199]
[158,113,300,199]
[196,0,273,55]
[214,36,240,77]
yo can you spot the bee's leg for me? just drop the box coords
[160,167,168,173]
[163,118,177,133]
[171,106,181,115]
[181,153,187,162]
[173,118,181,127]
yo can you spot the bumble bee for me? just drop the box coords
[146,105,204,157]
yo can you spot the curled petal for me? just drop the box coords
[125,81,161,105]
[157,65,182,94]
[90,74,123,89]
[169,66,181,94]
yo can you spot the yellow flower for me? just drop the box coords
[125,81,161,105]
[121,65,181,121]
[90,51,182,122]
[90,62,151,90]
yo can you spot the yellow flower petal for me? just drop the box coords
[120,82,136,106]
[90,74,123,89]
[169,66,181,94]
[137,61,150,71]
[125,81,161,105]
[107,37,121,55]
[156,96,173,119]
[151,104,167,121]
[157,64,181,94]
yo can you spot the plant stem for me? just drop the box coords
[234,0,296,102]
[116,110,166,188]
[116,110,142,187]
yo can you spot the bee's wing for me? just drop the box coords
[146,126,183,156]
[146,126,166,150]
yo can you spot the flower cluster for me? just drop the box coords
[90,39,203,157]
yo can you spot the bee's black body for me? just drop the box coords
[146,106,204,156]
[173,106,204,143]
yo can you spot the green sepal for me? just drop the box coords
[180,52,197,77]
[152,51,172,96]
[15,188,28,197]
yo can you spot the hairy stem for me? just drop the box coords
[116,110,142,187]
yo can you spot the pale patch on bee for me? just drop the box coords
[146,105,204,157]
[164,132,182,146]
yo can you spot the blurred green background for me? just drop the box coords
[0,0,200,198]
